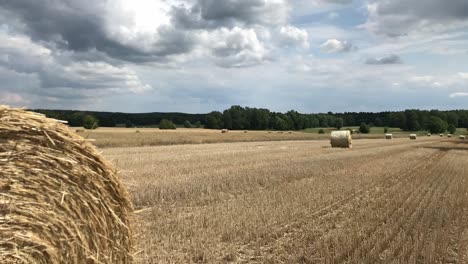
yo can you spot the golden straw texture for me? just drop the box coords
[0,106,132,264]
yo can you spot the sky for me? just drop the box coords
[0,0,467,113]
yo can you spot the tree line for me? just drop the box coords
[33,106,468,133]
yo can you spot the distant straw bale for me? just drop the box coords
[385,134,393,139]
[460,135,466,140]
[221,129,228,133]
[0,106,132,264]
[330,131,352,148]
[410,134,417,140]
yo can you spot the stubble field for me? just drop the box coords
[96,129,468,263]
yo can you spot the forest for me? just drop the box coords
[34,106,468,133]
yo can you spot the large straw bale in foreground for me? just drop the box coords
[0,106,132,264]
[330,130,352,148]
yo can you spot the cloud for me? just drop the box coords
[411,76,435,83]
[449,92,468,98]
[320,39,355,53]
[0,0,289,66]
[363,0,468,36]
[278,26,309,49]
[173,0,288,29]
[327,12,340,20]
[204,27,270,68]
[458,72,468,79]
[0,91,30,106]
[366,54,402,65]
[0,32,151,99]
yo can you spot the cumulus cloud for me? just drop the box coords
[278,26,309,49]
[0,0,289,65]
[363,0,468,36]
[204,27,270,68]
[320,39,355,53]
[0,32,151,99]
[366,54,402,65]
[173,0,288,29]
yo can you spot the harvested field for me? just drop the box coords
[76,127,425,148]
[102,136,468,263]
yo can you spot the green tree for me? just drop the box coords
[447,124,457,134]
[335,118,344,130]
[274,116,287,131]
[194,121,202,128]
[405,110,421,131]
[318,129,325,134]
[83,115,98,129]
[427,116,448,134]
[384,127,389,133]
[359,123,370,134]
[205,111,222,129]
[159,119,176,130]
[184,120,192,128]
[447,112,459,127]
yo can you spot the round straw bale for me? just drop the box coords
[330,130,352,148]
[409,134,417,140]
[0,106,132,264]
[447,134,453,138]
[440,134,444,137]
[426,133,431,137]
[221,129,228,133]
[460,135,466,140]
[385,133,393,139]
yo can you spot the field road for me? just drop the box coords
[103,137,468,263]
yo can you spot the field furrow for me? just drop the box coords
[102,138,468,263]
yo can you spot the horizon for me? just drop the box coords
[1,0,468,113]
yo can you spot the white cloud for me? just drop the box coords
[202,27,270,68]
[450,92,468,98]
[411,76,435,83]
[458,72,468,79]
[320,39,355,53]
[278,26,309,49]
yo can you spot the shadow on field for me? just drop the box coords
[423,141,468,152]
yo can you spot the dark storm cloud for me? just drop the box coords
[172,0,287,29]
[0,0,194,63]
[365,54,402,65]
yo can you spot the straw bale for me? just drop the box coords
[409,134,417,140]
[221,129,228,133]
[460,135,466,140]
[385,134,393,139]
[330,131,352,148]
[0,106,132,264]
